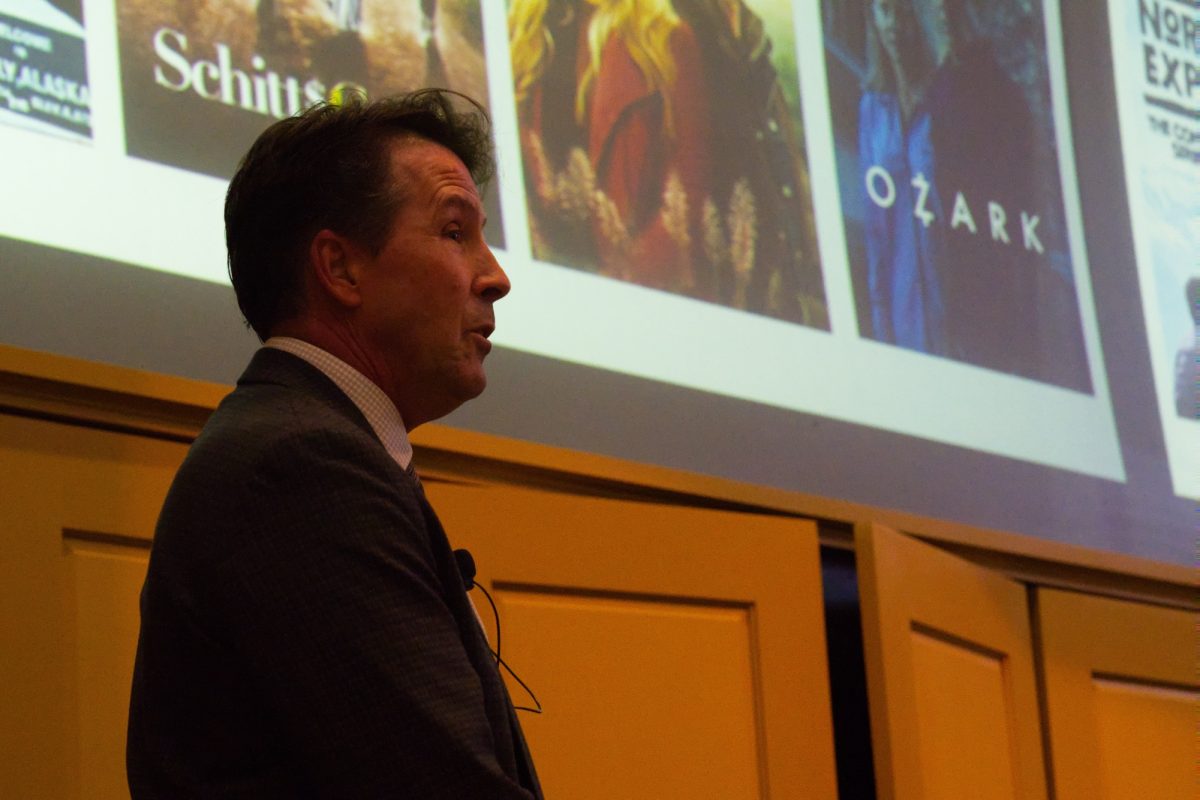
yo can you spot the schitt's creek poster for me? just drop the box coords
[117,0,497,181]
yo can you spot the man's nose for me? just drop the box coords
[478,246,511,302]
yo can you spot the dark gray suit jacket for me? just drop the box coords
[127,348,542,798]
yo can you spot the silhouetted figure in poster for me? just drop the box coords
[924,0,1039,375]
[1175,277,1199,420]
[420,0,447,89]
[674,0,826,325]
[312,0,368,89]
[859,0,947,353]
[256,0,368,88]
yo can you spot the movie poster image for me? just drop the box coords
[0,0,91,139]
[1108,0,1198,498]
[117,0,504,245]
[508,0,829,330]
[1115,0,1198,422]
[822,0,1090,390]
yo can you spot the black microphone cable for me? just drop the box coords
[454,549,542,714]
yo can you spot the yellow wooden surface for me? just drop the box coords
[426,480,839,800]
[1037,588,1197,800]
[910,632,1017,798]
[68,542,150,799]
[499,591,762,799]
[856,523,1047,800]
[0,413,181,799]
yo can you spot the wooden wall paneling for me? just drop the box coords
[0,412,180,799]
[855,523,1047,800]
[425,480,839,800]
[67,539,150,799]
[1036,588,1196,800]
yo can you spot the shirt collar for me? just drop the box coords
[264,337,413,469]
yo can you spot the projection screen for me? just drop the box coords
[0,0,1194,565]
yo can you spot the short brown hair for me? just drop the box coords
[225,89,495,340]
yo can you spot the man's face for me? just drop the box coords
[353,137,510,429]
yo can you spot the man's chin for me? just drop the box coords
[457,369,488,403]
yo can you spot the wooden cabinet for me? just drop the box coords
[856,523,1047,800]
[856,524,1198,800]
[1037,589,1196,800]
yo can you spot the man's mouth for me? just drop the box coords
[470,326,494,354]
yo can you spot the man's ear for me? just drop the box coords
[309,229,365,309]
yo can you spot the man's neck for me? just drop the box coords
[269,317,413,426]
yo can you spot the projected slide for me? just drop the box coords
[0,0,1122,483]
[1108,0,1199,500]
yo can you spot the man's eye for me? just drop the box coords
[446,229,464,242]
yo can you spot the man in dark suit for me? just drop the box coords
[127,89,542,798]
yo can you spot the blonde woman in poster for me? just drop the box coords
[512,0,826,325]
[511,0,714,296]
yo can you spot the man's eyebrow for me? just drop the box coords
[438,191,486,227]
[438,192,480,215]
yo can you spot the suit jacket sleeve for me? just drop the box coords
[210,425,535,799]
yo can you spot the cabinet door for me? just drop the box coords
[0,413,185,799]
[1038,588,1196,800]
[855,523,1047,800]
[425,480,838,800]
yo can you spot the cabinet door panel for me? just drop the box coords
[1038,588,1196,800]
[855,523,1046,800]
[427,480,838,800]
